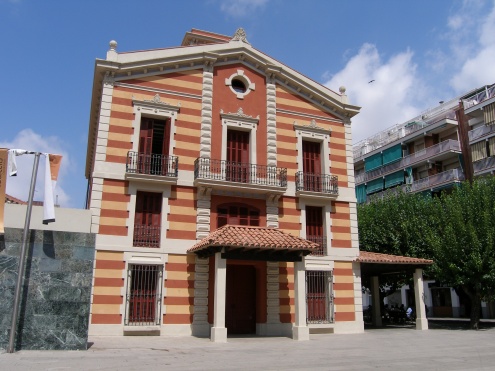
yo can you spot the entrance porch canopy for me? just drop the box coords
[188,225,319,262]
[357,251,433,276]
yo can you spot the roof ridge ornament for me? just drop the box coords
[231,28,250,44]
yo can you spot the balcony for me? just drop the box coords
[133,225,160,248]
[468,124,495,143]
[295,172,338,200]
[409,168,465,193]
[462,84,495,110]
[126,151,178,184]
[194,158,287,195]
[473,156,495,175]
[307,235,326,256]
[355,140,461,185]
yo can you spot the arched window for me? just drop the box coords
[217,203,260,228]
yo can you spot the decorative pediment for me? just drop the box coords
[132,94,181,112]
[220,108,259,124]
[293,119,331,136]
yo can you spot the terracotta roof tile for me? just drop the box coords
[188,225,318,253]
[357,251,433,265]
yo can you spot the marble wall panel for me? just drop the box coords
[0,229,95,351]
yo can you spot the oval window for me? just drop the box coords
[231,79,247,94]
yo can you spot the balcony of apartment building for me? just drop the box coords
[360,168,465,203]
[126,151,179,184]
[353,100,459,164]
[355,139,461,186]
[193,157,287,195]
[462,83,495,116]
[471,137,495,176]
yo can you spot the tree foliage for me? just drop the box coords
[426,177,495,329]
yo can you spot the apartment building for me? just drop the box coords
[85,28,364,342]
[460,83,495,179]
[354,82,495,319]
[354,97,465,204]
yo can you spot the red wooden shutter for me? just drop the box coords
[303,141,321,191]
[162,118,170,157]
[227,130,250,182]
[134,192,162,247]
[306,206,323,237]
[303,141,321,174]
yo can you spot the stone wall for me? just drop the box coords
[0,228,95,350]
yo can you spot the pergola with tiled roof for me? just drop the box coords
[188,225,319,262]
[357,251,433,276]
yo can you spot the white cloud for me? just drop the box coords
[220,0,268,17]
[324,43,424,144]
[0,129,72,207]
[449,0,495,91]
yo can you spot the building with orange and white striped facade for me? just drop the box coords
[85,28,363,342]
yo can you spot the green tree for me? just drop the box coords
[426,177,495,329]
[358,189,435,293]
[358,189,435,259]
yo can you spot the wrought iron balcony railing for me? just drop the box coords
[307,235,326,256]
[133,225,160,248]
[126,151,178,177]
[194,158,287,188]
[295,172,338,195]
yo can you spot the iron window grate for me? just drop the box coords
[306,270,334,324]
[125,264,163,326]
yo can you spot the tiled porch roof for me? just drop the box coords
[357,251,433,265]
[188,225,318,254]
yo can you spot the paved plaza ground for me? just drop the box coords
[2,320,495,370]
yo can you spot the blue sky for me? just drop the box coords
[1,0,494,209]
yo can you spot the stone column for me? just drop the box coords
[211,252,227,342]
[414,268,428,330]
[192,256,209,337]
[265,262,281,332]
[371,276,382,327]
[292,260,309,340]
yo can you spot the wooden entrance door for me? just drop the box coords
[226,265,256,334]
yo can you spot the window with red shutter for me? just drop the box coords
[226,130,250,182]
[217,203,259,228]
[302,140,322,191]
[137,117,170,175]
[306,206,324,255]
[133,191,162,248]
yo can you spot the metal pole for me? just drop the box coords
[7,152,40,353]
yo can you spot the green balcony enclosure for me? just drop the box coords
[365,153,382,172]
[385,170,405,188]
[366,178,384,194]
[382,144,402,165]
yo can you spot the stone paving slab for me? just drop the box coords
[1,326,495,370]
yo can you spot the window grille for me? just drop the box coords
[306,271,334,324]
[125,264,163,326]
